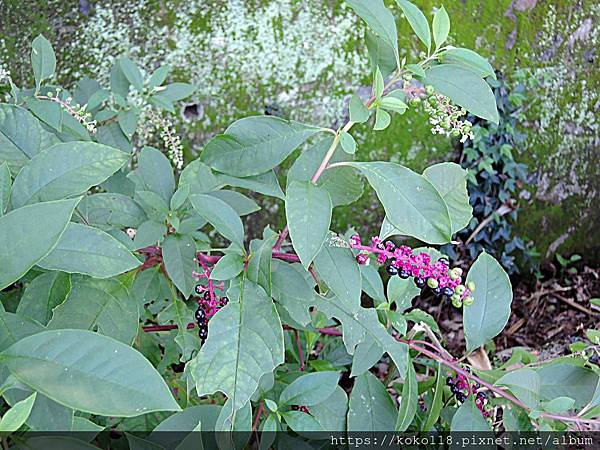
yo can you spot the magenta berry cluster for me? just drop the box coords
[349,234,475,307]
[446,371,490,417]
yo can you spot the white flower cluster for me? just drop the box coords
[39,89,97,134]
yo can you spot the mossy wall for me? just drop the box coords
[0,0,597,263]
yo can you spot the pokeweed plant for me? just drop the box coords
[0,1,598,446]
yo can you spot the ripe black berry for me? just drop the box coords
[386,265,398,276]
[203,291,211,300]
[456,393,466,403]
[398,269,410,279]
[432,287,442,297]
[414,277,426,289]
[446,377,455,386]
[195,285,203,295]
[438,257,450,267]
[219,297,229,307]
[195,308,206,323]
[198,326,208,341]
[442,287,455,297]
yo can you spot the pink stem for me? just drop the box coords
[197,253,217,305]
[273,226,289,252]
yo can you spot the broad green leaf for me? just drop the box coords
[496,368,541,409]
[11,142,128,208]
[396,359,417,431]
[119,57,144,92]
[541,397,575,413]
[210,253,244,281]
[118,109,138,139]
[148,65,170,89]
[365,29,397,78]
[0,329,180,417]
[286,181,332,268]
[451,398,492,431]
[134,220,167,249]
[536,363,599,409]
[189,194,244,246]
[309,386,348,431]
[0,198,79,290]
[170,185,189,211]
[373,108,391,130]
[0,312,45,352]
[360,264,386,304]
[0,161,11,215]
[463,252,512,352]
[349,94,370,123]
[387,276,419,312]
[110,60,130,98]
[313,242,362,312]
[287,137,363,207]
[247,230,278,295]
[192,279,284,424]
[442,48,496,79]
[72,416,104,434]
[339,131,356,154]
[31,35,56,91]
[280,371,340,407]
[158,298,201,362]
[78,193,147,229]
[347,0,398,58]
[216,170,284,200]
[26,97,63,132]
[155,83,195,102]
[380,96,408,113]
[16,272,71,325]
[209,190,260,216]
[432,6,450,49]
[405,63,426,77]
[48,277,139,344]
[282,411,325,433]
[38,223,141,278]
[3,387,73,432]
[135,190,169,217]
[0,392,36,432]
[201,116,321,177]
[424,64,499,123]
[350,340,384,377]
[395,0,431,51]
[423,162,472,234]
[373,67,385,98]
[348,371,396,431]
[270,261,315,327]
[96,122,132,153]
[162,234,197,298]
[0,104,58,176]
[347,162,451,243]
[135,146,176,203]
[178,159,218,194]
[423,362,445,431]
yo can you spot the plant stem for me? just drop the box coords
[295,330,305,371]
[252,400,264,435]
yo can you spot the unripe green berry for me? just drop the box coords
[428,96,437,105]
[453,267,464,276]
[467,281,476,291]
[451,130,461,137]
[455,285,466,295]
[425,85,435,95]
[463,296,475,306]
[451,293,461,302]
[403,73,413,81]
[449,268,461,280]
[427,278,439,289]
[452,297,463,308]
[409,97,421,106]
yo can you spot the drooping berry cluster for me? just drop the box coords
[193,285,229,344]
[38,88,98,134]
[350,234,475,307]
[421,86,474,143]
[446,372,490,417]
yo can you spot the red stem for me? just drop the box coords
[252,400,264,435]
[295,330,305,371]
[197,254,217,305]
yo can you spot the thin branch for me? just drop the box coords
[295,330,305,371]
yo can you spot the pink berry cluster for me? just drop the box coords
[349,234,475,307]
[192,261,228,342]
[447,372,490,417]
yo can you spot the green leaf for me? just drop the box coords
[423,362,445,431]
[423,162,472,234]
[155,82,195,102]
[424,64,499,123]
[38,223,140,278]
[270,261,315,327]
[282,411,325,433]
[287,137,363,207]
[3,387,73,432]
[0,161,11,215]
[48,277,138,344]
[10,142,129,208]
[463,252,513,352]
[496,368,541,409]
[209,190,260,216]
[380,96,408,113]
[339,131,356,154]
[395,0,431,51]
[442,48,496,79]
[16,272,71,325]
[313,241,362,312]
[347,162,452,243]
[396,359,417,431]
[347,0,398,58]
[0,198,79,290]
[133,220,167,249]
[135,146,176,204]
[247,230,278,295]
[26,97,63,131]
[451,398,492,431]
[110,60,130,98]
[308,386,348,432]
[159,298,201,362]
[78,193,147,229]
[387,276,419,312]
[119,57,144,92]
[118,109,139,139]
[148,65,170,89]
[373,108,391,130]
[349,94,370,123]
[162,234,197,298]
[0,312,45,352]
[348,371,397,431]
[216,170,284,200]
[210,253,244,281]
[96,122,132,153]
[0,329,180,417]
[170,185,189,211]
[0,392,37,432]
[201,116,321,177]
[360,264,386,304]
[373,66,385,99]
[192,279,284,424]
[365,29,398,79]
[280,371,340,407]
[406,63,426,78]
[189,194,244,246]
[286,181,332,268]
[0,104,58,176]
[432,6,450,49]
[541,397,575,413]
[31,35,56,92]
[536,363,599,409]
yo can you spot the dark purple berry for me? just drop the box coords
[456,393,466,403]
[195,308,206,323]
[414,277,426,289]
[219,296,229,307]
[198,326,208,341]
[398,269,410,279]
[195,285,203,295]
[442,287,455,297]
[386,265,398,276]
[432,287,442,296]
[438,257,450,267]
[203,291,211,300]
[446,377,455,386]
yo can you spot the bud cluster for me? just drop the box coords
[447,371,490,417]
[39,88,97,134]
[422,86,473,143]
[350,234,475,307]
[150,112,184,170]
